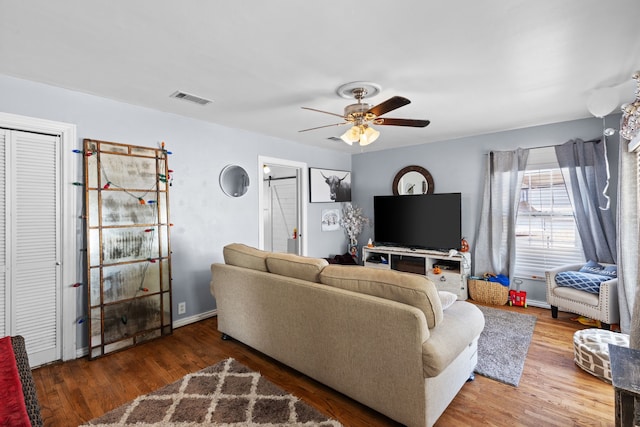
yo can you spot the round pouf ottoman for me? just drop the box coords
[573,328,630,383]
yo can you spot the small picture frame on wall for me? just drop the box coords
[321,208,340,231]
[309,168,352,203]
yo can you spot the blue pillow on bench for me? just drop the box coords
[555,270,612,294]
[579,260,617,278]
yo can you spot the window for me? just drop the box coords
[514,147,584,280]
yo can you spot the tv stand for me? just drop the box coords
[362,246,471,300]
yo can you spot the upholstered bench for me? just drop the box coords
[546,261,619,329]
[573,328,629,383]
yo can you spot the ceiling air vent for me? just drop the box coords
[170,90,212,106]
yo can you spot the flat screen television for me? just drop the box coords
[373,193,462,251]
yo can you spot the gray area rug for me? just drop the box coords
[475,305,537,387]
[80,358,342,426]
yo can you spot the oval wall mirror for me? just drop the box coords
[220,164,250,197]
[392,165,434,195]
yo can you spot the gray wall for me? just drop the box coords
[0,73,623,341]
[0,75,351,348]
[352,115,621,304]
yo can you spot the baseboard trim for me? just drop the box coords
[173,309,217,329]
[526,299,550,309]
[75,309,218,359]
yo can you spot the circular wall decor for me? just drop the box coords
[220,164,250,197]
[392,165,434,195]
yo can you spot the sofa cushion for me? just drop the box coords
[266,253,328,283]
[555,270,610,294]
[223,243,269,271]
[438,291,458,310]
[553,285,600,306]
[422,301,484,377]
[319,265,443,328]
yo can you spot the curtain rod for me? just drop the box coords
[485,137,602,154]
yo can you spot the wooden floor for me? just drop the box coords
[32,303,615,427]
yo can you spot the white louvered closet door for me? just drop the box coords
[2,129,61,366]
[0,130,6,336]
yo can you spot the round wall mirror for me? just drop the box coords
[392,165,434,195]
[220,165,250,197]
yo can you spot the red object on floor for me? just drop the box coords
[509,290,528,307]
[0,336,31,427]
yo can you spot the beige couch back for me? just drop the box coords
[221,243,442,328]
[320,265,443,328]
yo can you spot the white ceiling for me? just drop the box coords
[1,1,640,153]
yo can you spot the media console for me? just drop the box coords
[362,246,471,300]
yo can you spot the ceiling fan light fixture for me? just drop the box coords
[340,126,360,145]
[360,126,380,146]
[340,125,380,146]
[302,81,429,147]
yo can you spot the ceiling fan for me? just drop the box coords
[299,82,430,146]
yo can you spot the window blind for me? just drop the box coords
[514,152,585,280]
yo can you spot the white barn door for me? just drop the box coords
[0,128,62,366]
[258,156,308,256]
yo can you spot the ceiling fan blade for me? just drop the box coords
[298,122,348,132]
[375,118,430,127]
[367,96,411,117]
[301,107,345,118]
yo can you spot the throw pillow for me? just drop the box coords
[555,270,611,294]
[579,260,605,275]
[600,265,617,278]
[438,291,457,310]
[577,260,617,279]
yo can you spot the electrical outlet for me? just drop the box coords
[178,302,186,315]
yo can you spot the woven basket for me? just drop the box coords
[468,279,509,305]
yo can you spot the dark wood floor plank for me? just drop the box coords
[32,303,615,426]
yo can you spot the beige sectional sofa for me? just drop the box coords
[210,243,485,427]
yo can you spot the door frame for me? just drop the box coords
[0,112,78,362]
[258,156,307,256]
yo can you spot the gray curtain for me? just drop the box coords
[474,149,529,280]
[616,132,638,339]
[555,138,616,264]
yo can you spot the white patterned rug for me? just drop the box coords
[81,358,342,426]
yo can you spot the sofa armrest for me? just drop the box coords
[599,277,618,300]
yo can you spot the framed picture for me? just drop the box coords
[309,168,351,203]
[321,208,340,231]
[349,243,359,263]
